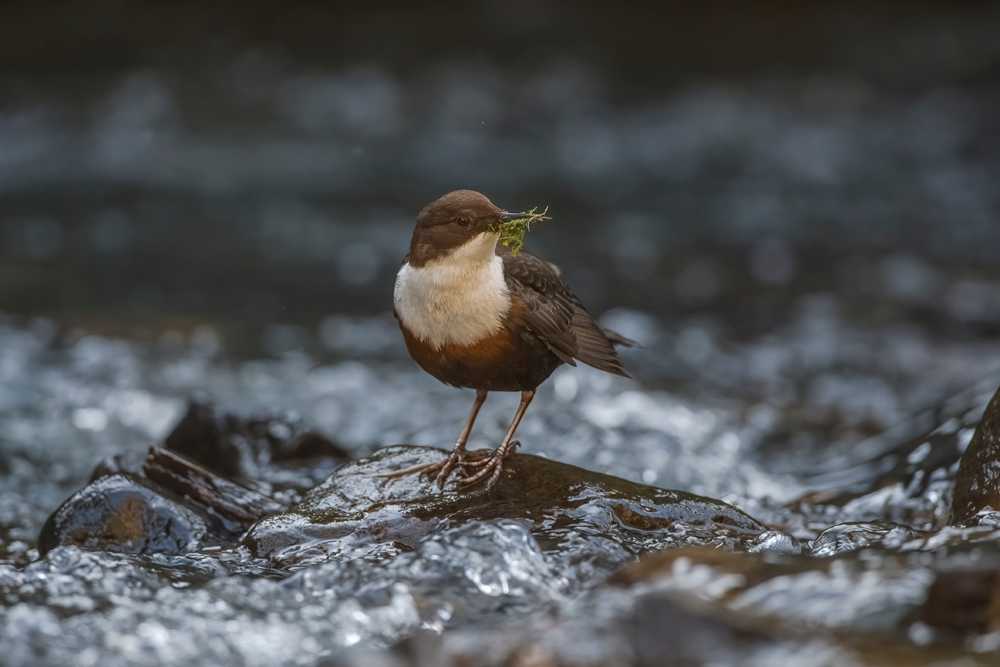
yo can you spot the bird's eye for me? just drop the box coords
[455,216,471,228]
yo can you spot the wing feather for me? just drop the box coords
[502,251,631,378]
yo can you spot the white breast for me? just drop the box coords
[394,233,511,348]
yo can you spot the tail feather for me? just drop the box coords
[570,310,633,378]
[601,328,639,348]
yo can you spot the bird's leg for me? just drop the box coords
[431,389,488,488]
[459,390,535,491]
[375,389,487,481]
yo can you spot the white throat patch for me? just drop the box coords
[394,233,510,348]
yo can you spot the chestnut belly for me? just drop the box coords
[400,322,563,392]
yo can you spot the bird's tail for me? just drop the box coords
[601,328,640,348]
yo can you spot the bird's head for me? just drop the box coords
[409,190,540,267]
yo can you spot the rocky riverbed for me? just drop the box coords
[4,309,1000,666]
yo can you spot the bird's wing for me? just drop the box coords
[502,252,631,377]
[502,252,579,366]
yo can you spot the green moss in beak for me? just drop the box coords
[488,206,550,256]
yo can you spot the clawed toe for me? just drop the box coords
[456,441,520,491]
[431,452,459,489]
[456,455,504,490]
[452,448,493,469]
[431,447,492,488]
[379,441,518,493]
[378,447,495,487]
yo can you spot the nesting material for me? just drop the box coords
[489,206,550,256]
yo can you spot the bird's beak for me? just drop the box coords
[499,210,531,222]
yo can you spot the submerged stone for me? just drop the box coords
[626,592,769,666]
[611,545,935,637]
[953,384,1000,525]
[244,445,769,566]
[918,569,1000,637]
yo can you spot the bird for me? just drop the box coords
[391,190,633,491]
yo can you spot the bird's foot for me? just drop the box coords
[375,447,491,485]
[456,441,520,492]
[427,447,492,489]
[375,442,518,493]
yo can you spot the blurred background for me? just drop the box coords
[1,0,999,359]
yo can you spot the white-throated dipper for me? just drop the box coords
[392,190,633,491]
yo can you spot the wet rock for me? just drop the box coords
[244,445,768,566]
[917,569,1000,637]
[38,473,211,555]
[626,593,766,667]
[165,401,349,486]
[143,446,288,526]
[953,384,1000,525]
[40,447,289,556]
[612,545,937,637]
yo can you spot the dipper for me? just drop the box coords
[392,190,633,491]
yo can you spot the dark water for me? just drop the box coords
[3,2,1000,665]
[2,3,1000,351]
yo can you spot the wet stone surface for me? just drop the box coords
[38,472,213,556]
[954,384,1000,526]
[246,445,767,567]
[37,402,349,557]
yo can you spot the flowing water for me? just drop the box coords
[3,301,1000,665]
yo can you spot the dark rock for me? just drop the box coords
[38,473,211,555]
[953,384,1000,525]
[244,445,769,566]
[143,446,289,527]
[271,431,350,463]
[165,401,349,482]
[164,401,233,472]
[40,447,291,556]
[627,593,766,667]
[918,569,1000,636]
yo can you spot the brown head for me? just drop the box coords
[409,190,521,267]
